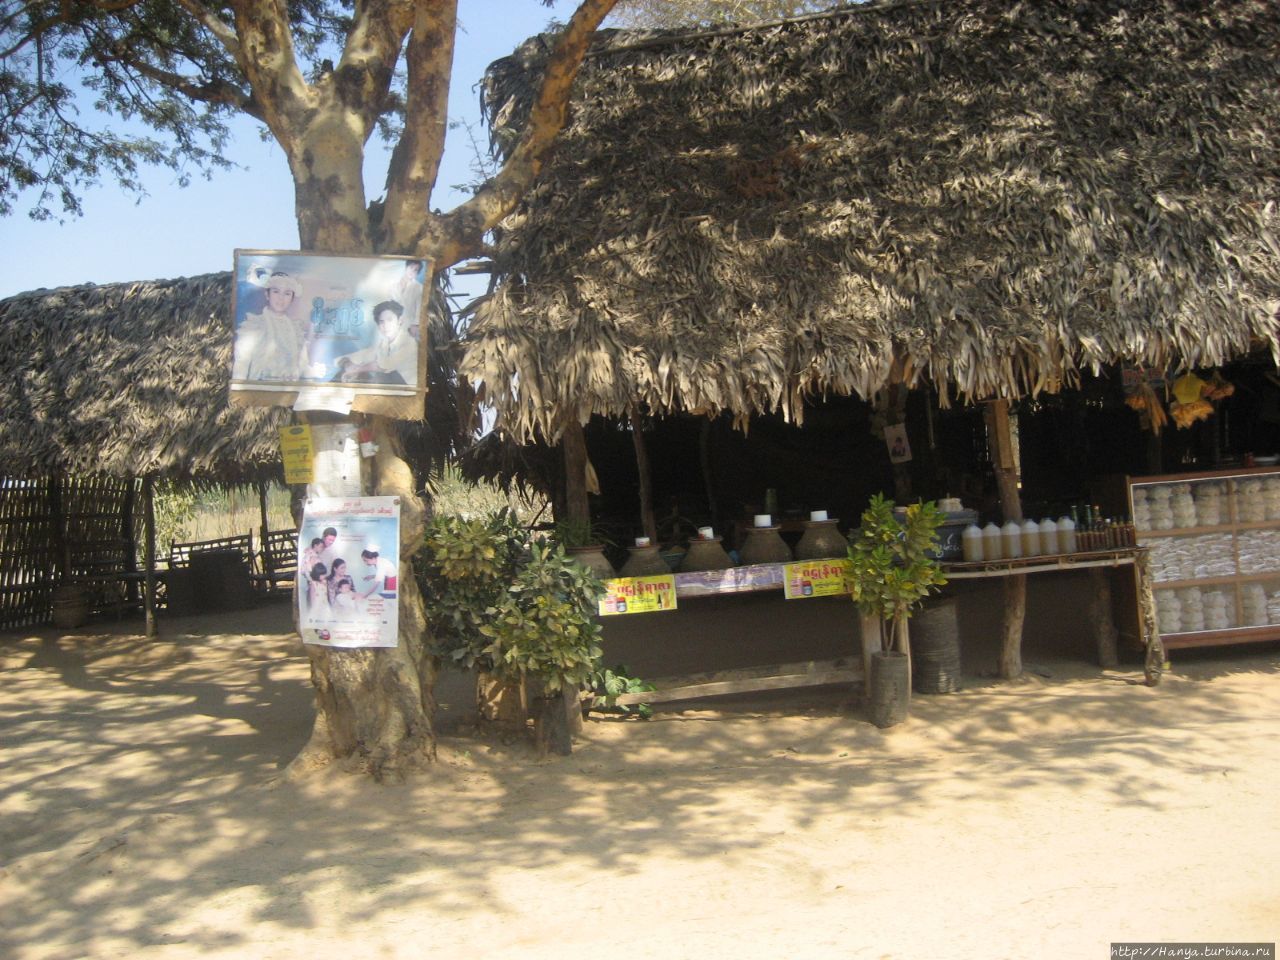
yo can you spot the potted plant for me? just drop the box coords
[847,494,948,728]
[418,509,606,753]
[552,517,616,580]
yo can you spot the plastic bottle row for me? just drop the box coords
[961,518,1077,562]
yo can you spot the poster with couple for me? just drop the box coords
[297,496,401,649]
[229,249,432,419]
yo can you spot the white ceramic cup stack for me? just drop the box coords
[1202,590,1232,631]
[1238,479,1266,523]
[1148,485,1175,530]
[1192,482,1224,526]
[1263,477,1280,521]
[1243,583,1269,627]
[1155,591,1182,635]
[1131,488,1152,531]
[1177,586,1205,632]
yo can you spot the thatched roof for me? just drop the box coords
[0,273,466,482]
[465,0,1280,440]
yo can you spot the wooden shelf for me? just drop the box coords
[1138,519,1280,538]
[1128,466,1280,652]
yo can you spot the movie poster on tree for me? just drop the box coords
[229,249,432,419]
[297,496,400,648]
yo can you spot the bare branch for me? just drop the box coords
[98,41,262,120]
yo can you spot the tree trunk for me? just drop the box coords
[289,418,437,782]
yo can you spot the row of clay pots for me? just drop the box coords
[568,518,850,578]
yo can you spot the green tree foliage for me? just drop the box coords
[609,0,843,29]
[418,510,605,694]
[846,494,947,652]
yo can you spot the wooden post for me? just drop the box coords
[256,479,272,547]
[143,474,158,639]
[984,399,1025,680]
[630,407,657,543]
[1089,567,1120,669]
[860,612,882,697]
[562,417,591,526]
[1134,550,1164,686]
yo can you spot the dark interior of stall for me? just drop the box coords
[573,354,1280,680]
[577,353,1280,564]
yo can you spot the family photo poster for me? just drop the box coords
[297,496,401,649]
[229,250,432,418]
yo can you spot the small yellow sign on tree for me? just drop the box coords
[279,425,314,484]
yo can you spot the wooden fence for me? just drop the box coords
[0,475,139,632]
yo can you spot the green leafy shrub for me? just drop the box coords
[418,510,606,695]
[847,494,948,653]
[589,663,656,719]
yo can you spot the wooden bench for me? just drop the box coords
[168,533,254,570]
[253,528,298,592]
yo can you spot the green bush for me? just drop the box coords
[418,509,606,695]
[847,494,948,653]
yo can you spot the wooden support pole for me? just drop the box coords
[1089,567,1120,669]
[984,399,1025,679]
[143,474,158,639]
[1134,550,1164,686]
[630,407,657,543]
[562,417,591,526]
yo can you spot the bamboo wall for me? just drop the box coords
[0,475,138,632]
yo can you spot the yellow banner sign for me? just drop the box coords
[279,425,315,485]
[599,575,678,616]
[783,559,853,599]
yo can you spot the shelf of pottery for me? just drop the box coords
[1128,467,1280,648]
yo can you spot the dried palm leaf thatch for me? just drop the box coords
[466,0,1280,441]
[0,274,467,483]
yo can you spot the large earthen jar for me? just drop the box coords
[679,536,734,572]
[618,543,671,578]
[566,545,615,580]
[794,519,847,560]
[739,525,793,565]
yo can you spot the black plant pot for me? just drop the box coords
[867,650,910,728]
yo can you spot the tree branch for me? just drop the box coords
[98,42,262,119]
[414,0,619,267]
[227,0,313,149]
[377,0,455,253]
[172,0,242,60]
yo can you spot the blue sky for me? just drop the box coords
[0,1,569,299]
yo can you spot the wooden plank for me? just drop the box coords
[609,657,862,706]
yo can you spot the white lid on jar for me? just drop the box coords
[810,510,828,522]
[698,526,715,539]
[635,537,651,547]
[754,514,772,527]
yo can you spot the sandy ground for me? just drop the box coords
[1,599,1278,960]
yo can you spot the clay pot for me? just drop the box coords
[618,543,670,578]
[794,519,848,560]
[679,536,734,572]
[739,526,793,565]
[566,545,615,580]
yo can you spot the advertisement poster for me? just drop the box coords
[279,425,314,485]
[230,250,432,419]
[783,559,853,600]
[598,575,678,616]
[884,422,912,464]
[297,496,400,648]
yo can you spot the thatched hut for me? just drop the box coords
[465,0,1280,448]
[0,273,465,630]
